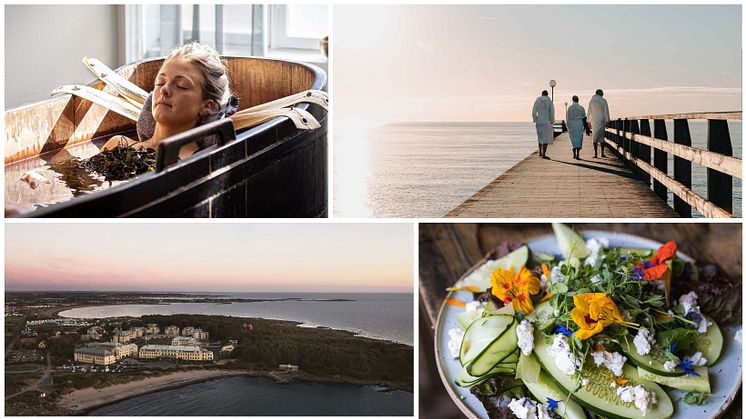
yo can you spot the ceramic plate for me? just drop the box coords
[435,231,742,419]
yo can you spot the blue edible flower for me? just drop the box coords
[643,261,655,269]
[554,253,564,261]
[632,267,645,280]
[619,255,627,261]
[669,342,678,354]
[553,323,573,337]
[679,359,701,377]
[546,398,559,412]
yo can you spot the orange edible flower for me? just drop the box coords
[446,285,481,292]
[490,266,540,313]
[635,241,677,303]
[445,297,466,307]
[605,374,629,385]
[570,293,624,340]
[540,263,553,302]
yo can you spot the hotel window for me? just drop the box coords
[123,4,328,63]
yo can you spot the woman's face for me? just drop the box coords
[152,57,213,129]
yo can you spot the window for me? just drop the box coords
[123,5,327,64]
[268,5,328,51]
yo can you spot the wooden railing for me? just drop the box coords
[603,111,741,218]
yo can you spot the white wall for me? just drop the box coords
[5,5,120,109]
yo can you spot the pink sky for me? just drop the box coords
[5,223,413,292]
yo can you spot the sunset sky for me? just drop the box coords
[5,223,413,293]
[334,5,741,127]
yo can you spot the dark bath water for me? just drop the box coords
[87,376,413,416]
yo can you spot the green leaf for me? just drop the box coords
[551,283,569,294]
[683,392,709,405]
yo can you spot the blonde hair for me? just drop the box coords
[165,42,233,111]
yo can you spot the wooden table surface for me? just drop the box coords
[419,223,741,419]
[447,134,679,218]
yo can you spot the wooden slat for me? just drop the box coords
[605,140,733,218]
[626,111,741,121]
[448,133,678,218]
[606,128,742,178]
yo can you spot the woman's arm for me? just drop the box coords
[100,135,138,151]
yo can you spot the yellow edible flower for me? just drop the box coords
[491,266,540,313]
[570,293,624,340]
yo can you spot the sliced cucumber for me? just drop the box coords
[552,223,590,259]
[459,315,514,366]
[455,363,516,387]
[619,338,684,377]
[520,355,587,419]
[534,252,556,263]
[638,366,711,393]
[456,246,530,292]
[534,333,674,419]
[456,309,482,330]
[529,300,556,332]
[516,352,542,384]
[694,316,723,365]
[467,320,519,376]
[618,247,654,259]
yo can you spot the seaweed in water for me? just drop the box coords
[82,146,156,181]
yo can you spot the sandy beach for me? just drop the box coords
[58,369,248,412]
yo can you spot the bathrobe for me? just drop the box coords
[532,95,555,145]
[587,94,610,144]
[566,102,586,149]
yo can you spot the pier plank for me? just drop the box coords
[447,132,678,218]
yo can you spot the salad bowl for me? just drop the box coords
[434,229,742,419]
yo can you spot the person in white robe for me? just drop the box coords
[587,89,611,158]
[532,90,555,159]
[566,95,588,160]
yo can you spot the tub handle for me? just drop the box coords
[156,118,236,171]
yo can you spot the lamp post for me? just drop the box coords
[549,80,556,102]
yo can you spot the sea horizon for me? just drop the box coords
[334,120,741,218]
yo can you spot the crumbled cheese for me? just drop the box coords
[508,397,538,419]
[550,266,566,284]
[581,377,590,386]
[447,328,464,358]
[685,351,708,367]
[678,291,710,334]
[633,327,655,356]
[663,360,677,372]
[610,381,617,388]
[536,404,551,419]
[539,272,549,292]
[590,274,602,284]
[679,291,699,314]
[617,385,657,416]
[584,237,609,266]
[592,350,627,377]
[516,319,534,356]
[548,335,578,375]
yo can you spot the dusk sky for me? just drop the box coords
[5,223,413,293]
[335,5,741,127]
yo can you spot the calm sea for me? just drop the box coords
[333,121,741,218]
[59,293,413,346]
[88,376,413,416]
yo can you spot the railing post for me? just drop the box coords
[622,119,631,167]
[673,119,692,217]
[707,119,733,214]
[638,119,652,186]
[652,119,668,201]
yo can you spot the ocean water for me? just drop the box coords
[333,121,742,218]
[334,122,537,217]
[59,293,413,345]
[88,376,413,416]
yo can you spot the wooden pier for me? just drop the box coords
[449,111,741,218]
[447,132,678,218]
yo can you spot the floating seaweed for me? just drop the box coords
[81,145,156,181]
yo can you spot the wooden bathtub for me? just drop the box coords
[5,56,327,217]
